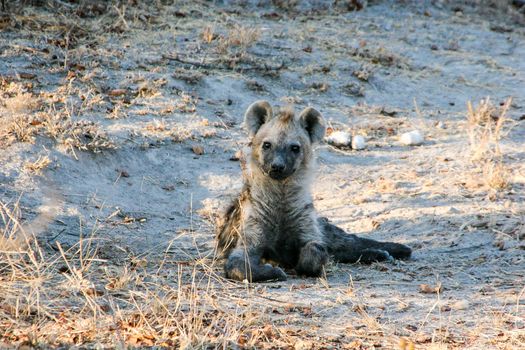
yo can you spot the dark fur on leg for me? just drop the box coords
[319,217,411,263]
[295,241,328,277]
[225,249,287,282]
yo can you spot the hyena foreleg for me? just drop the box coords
[295,241,328,277]
[225,248,287,282]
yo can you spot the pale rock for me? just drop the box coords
[326,131,352,147]
[400,130,424,146]
[351,135,366,150]
[451,300,470,310]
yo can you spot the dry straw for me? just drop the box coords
[466,97,514,191]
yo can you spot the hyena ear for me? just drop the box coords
[299,107,326,143]
[244,100,273,138]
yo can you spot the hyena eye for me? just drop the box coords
[291,145,300,153]
[262,142,272,150]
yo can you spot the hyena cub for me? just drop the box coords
[216,101,411,282]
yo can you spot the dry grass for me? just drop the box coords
[0,200,262,348]
[61,120,115,154]
[466,97,511,161]
[44,114,116,157]
[144,119,167,132]
[0,201,28,252]
[0,82,114,155]
[23,156,52,174]
[106,102,128,120]
[483,161,511,191]
[175,93,197,114]
[201,26,216,44]
[217,25,260,54]
[0,87,42,144]
[224,25,260,48]
[466,97,514,192]
[201,22,260,57]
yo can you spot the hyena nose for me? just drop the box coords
[271,163,285,173]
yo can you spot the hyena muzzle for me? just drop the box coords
[215,100,411,282]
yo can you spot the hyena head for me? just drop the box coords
[244,100,326,181]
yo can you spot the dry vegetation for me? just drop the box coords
[0,81,115,156]
[466,97,515,193]
[23,155,52,174]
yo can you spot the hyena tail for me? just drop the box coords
[319,217,412,263]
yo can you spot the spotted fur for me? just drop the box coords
[216,101,411,282]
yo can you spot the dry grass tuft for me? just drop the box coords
[225,25,260,48]
[466,97,514,192]
[175,93,197,113]
[466,97,511,161]
[483,161,511,191]
[23,155,52,174]
[0,87,42,144]
[144,119,167,132]
[173,68,203,85]
[201,26,216,44]
[0,114,40,144]
[217,25,260,54]
[3,92,40,114]
[0,201,28,252]
[61,120,116,154]
[107,102,128,120]
[0,84,115,155]
[44,113,116,155]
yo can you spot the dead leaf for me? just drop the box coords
[108,89,127,97]
[19,72,36,79]
[237,334,248,346]
[84,287,104,297]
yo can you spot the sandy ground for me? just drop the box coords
[0,0,524,349]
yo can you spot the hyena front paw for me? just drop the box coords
[295,241,328,277]
[262,264,287,281]
[225,261,287,282]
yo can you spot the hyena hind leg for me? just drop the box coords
[225,249,287,282]
[295,241,328,277]
[320,218,412,263]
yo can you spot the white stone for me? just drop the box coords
[326,131,352,147]
[451,300,470,310]
[351,135,366,150]
[400,130,424,146]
